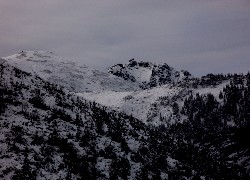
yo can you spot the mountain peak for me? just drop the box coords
[127,59,154,68]
[108,59,192,88]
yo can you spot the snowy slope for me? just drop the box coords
[2,51,140,93]
[78,85,185,125]
[79,81,231,125]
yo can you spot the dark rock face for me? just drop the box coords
[150,64,175,87]
[108,62,137,82]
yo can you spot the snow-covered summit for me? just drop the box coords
[108,59,192,88]
[1,51,141,92]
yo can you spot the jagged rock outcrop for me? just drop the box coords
[108,59,191,89]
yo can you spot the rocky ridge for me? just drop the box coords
[108,59,192,89]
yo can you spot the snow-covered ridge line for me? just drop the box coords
[2,51,141,93]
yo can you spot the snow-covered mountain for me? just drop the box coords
[0,51,249,179]
[1,51,195,125]
[1,51,140,93]
[0,51,240,126]
[80,59,227,125]
[108,59,192,89]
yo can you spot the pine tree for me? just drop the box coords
[219,91,223,99]
[172,102,179,115]
[12,148,36,180]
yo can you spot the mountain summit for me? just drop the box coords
[108,59,192,88]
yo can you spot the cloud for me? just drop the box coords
[0,0,249,76]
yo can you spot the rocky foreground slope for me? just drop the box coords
[0,51,249,179]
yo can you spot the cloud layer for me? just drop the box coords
[0,0,249,76]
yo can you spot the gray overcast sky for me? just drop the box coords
[0,0,249,76]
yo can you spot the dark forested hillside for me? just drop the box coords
[174,73,250,179]
[0,57,249,179]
